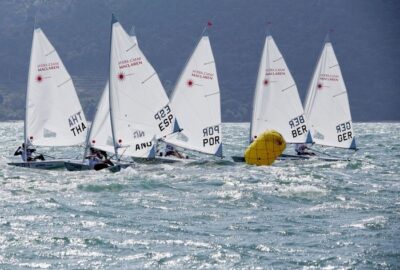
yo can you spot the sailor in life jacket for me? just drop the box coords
[85,147,114,170]
[295,144,315,156]
[158,144,188,159]
[14,143,45,162]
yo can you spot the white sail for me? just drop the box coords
[87,82,114,154]
[25,28,87,147]
[304,37,356,149]
[109,16,179,158]
[163,35,222,157]
[250,34,311,144]
[88,33,140,154]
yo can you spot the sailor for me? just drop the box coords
[159,144,188,159]
[85,147,114,170]
[97,149,114,167]
[14,143,45,162]
[295,144,315,156]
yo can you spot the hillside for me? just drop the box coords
[0,0,399,121]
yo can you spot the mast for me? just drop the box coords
[24,28,37,161]
[82,119,91,163]
[303,34,328,121]
[109,14,119,161]
[249,33,268,144]
[250,23,271,143]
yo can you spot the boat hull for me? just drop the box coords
[8,160,66,170]
[64,161,133,172]
[64,161,91,171]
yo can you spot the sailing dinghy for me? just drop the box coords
[162,24,223,159]
[66,15,180,171]
[109,15,180,162]
[8,28,87,169]
[232,33,310,162]
[303,35,357,154]
[65,28,138,171]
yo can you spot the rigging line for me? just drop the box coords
[118,145,129,160]
[329,64,339,69]
[273,56,283,62]
[307,146,346,160]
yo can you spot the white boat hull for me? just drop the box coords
[64,161,90,171]
[64,160,133,172]
[8,160,67,170]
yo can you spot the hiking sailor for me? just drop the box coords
[295,144,315,156]
[85,147,114,170]
[14,143,45,161]
[158,144,188,159]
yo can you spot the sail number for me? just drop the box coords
[203,125,220,147]
[155,105,174,132]
[68,111,86,136]
[336,121,352,142]
[289,115,307,138]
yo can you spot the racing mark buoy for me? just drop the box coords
[244,130,286,166]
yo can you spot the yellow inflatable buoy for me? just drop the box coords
[244,130,286,166]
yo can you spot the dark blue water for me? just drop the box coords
[1,122,399,269]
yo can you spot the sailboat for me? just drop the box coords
[8,28,87,169]
[66,15,180,171]
[162,24,223,158]
[109,15,180,161]
[303,35,357,153]
[65,28,138,171]
[232,33,310,162]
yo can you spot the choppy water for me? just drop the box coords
[0,122,399,269]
